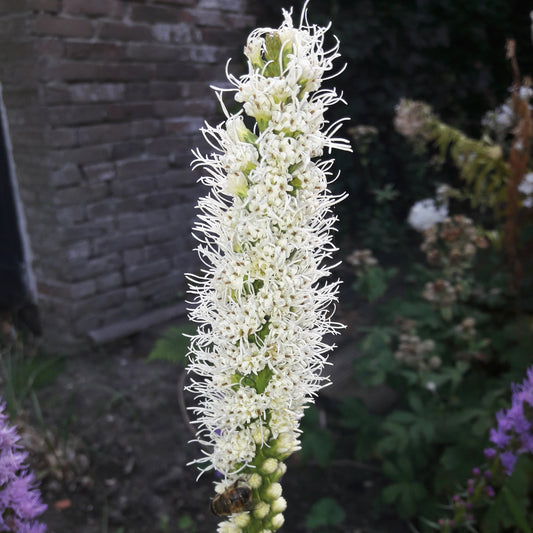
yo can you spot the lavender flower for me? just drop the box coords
[0,400,47,533]
[485,366,533,475]
[186,2,350,531]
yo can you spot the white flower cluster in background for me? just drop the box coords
[518,171,533,208]
[187,2,350,488]
[408,189,449,232]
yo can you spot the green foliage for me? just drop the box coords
[177,513,197,532]
[346,243,533,524]
[341,185,533,529]
[353,266,397,303]
[147,324,197,366]
[305,497,346,531]
[300,405,336,467]
[0,325,65,417]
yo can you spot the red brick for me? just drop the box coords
[226,13,256,29]
[93,233,144,256]
[77,123,131,145]
[201,27,247,46]
[70,83,125,103]
[153,61,198,80]
[82,162,116,181]
[61,253,121,282]
[41,61,100,81]
[0,0,28,15]
[126,43,177,62]
[47,105,108,126]
[39,84,70,105]
[164,116,204,135]
[27,0,59,11]
[124,259,170,284]
[197,0,246,11]
[45,61,155,82]
[96,63,156,82]
[153,98,216,117]
[53,182,109,206]
[148,80,187,100]
[152,23,199,43]
[179,80,214,96]
[146,136,195,157]
[130,119,161,138]
[145,190,187,209]
[98,21,153,41]
[50,163,83,187]
[2,89,37,109]
[53,145,112,165]
[116,157,168,180]
[65,42,125,61]
[153,0,195,5]
[63,0,123,17]
[180,8,225,27]
[111,141,146,160]
[2,64,35,88]
[112,176,157,196]
[35,37,64,58]
[105,103,154,122]
[34,15,94,38]
[0,41,34,62]
[181,44,222,63]
[45,127,77,148]
[130,5,180,24]
[155,169,198,188]
[124,83,149,100]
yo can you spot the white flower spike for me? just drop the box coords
[187,2,350,531]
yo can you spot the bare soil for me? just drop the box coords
[28,311,409,533]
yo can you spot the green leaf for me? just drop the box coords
[254,366,273,393]
[147,325,196,365]
[502,486,533,533]
[305,498,346,529]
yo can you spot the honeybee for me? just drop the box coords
[209,479,253,517]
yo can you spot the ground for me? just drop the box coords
[22,276,409,533]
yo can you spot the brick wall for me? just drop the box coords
[0,0,256,352]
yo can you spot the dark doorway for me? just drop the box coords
[0,85,40,333]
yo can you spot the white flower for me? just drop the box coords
[425,381,437,393]
[186,0,350,489]
[518,171,533,197]
[408,198,448,232]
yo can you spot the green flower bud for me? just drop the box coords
[254,501,270,519]
[266,482,282,501]
[248,473,263,489]
[271,513,285,529]
[262,458,278,475]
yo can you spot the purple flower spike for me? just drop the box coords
[0,400,47,532]
[484,448,496,460]
[486,366,533,476]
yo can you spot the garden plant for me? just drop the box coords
[185,2,350,532]
[338,35,533,532]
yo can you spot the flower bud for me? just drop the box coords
[271,513,285,529]
[234,513,250,528]
[266,482,282,501]
[272,497,287,513]
[253,502,270,519]
[262,458,278,475]
[248,473,262,489]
